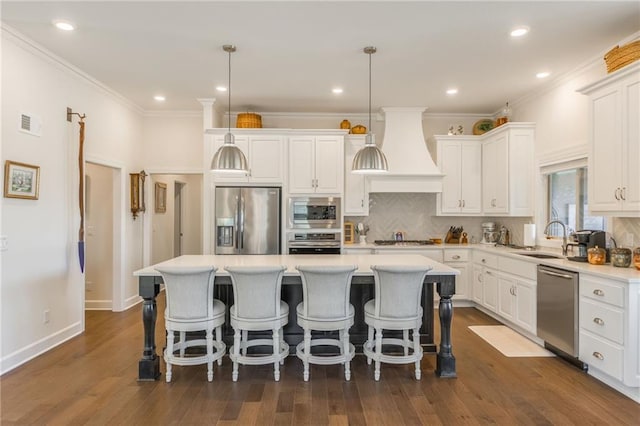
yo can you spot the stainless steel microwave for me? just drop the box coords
[288,197,341,229]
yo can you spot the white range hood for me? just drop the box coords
[367,107,443,193]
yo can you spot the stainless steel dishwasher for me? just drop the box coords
[537,265,583,367]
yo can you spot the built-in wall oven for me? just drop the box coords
[287,232,341,254]
[288,197,341,229]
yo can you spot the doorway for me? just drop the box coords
[174,181,185,257]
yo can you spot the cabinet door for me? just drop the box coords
[515,279,536,334]
[459,142,482,213]
[483,268,498,312]
[344,136,368,215]
[315,136,343,194]
[497,275,515,321]
[439,142,463,213]
[589,87,623,212]
[472,265,484,304]
[211,136,250,183]
[288,136,316,193]
[446,262,468,300]
[248,136,283,183]
[622,79,640,212]
[482,134,508,213]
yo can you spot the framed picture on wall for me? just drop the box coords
[4,160,40,200]
[155,182,167,213]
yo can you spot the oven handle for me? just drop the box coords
[539,269,574,280]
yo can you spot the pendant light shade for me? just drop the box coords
[211,44,248,174]
[352,46,388,174]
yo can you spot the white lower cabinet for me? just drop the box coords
[472,251,498,313]
[443,249,470,301]
[579,273,639,400]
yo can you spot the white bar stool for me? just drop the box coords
[155,265,226,383]
[295,265,358,381]
[225,265,289,382]
[363,265,431,381]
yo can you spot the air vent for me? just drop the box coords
[20,112,42,136]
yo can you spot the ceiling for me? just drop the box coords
[2,1,639,115]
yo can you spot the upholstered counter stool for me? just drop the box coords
[155,265,226,383]
[363,265,431,381]
[225,265,289,382]
[295,265,358,381]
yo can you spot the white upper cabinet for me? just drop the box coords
[344,135,369,215]
[288,132,345,195]
[579,63,640,216]
[207,130,284,184]
[481,123,535,216]
[433,136,482,215]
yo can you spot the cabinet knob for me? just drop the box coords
[482,258,486,263]
[592,351,604,360]
[593,317,604,326]
[621,187,626,201]
[593,289,604,296]
[614,188,621,200]
[452,255,461,260]
[462,199,466,207]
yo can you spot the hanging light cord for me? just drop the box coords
[368,49,372,141]
[227,47,232,135]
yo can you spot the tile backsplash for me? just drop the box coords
[345,193,640,249]
[346,193,530,244]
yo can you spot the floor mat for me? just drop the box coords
[468,325,555,357]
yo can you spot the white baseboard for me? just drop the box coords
[0,321,83,376]
[123,294,143,311]
[84,299,113,310]
[587,367,640,404]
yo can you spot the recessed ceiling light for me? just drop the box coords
[446,88,458,95]
[536,71,551,79]
[332,88,344,94]
[510,26,529,37]
[154,95,166,102]
[53,20,75,31]
[216,86,227,92]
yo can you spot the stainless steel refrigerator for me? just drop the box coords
[215,187,281,254]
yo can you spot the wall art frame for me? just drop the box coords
[4,160,40,200]
[155,182,167,213]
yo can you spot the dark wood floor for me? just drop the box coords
[1,295,638,425]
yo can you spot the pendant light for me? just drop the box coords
[352,46,388,174]
[211,44,248,173]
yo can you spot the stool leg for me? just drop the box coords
[166,330,174,383]
[242,330,248,356]
[206,328,214,382]
[367,326,374,365]
[280,327,286,365]
[403,329,409,356]
[343,328,351,381]
[216,325,223,366]
[273,327,281,381]
[179,331,186,357]
[374,327,382,381]
[232,328,241,382]
[303,329,311,381]
[413,327,421,380]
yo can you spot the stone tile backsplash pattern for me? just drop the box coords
[346,193,640,249]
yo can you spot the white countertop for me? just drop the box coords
[134,254,459,277]
[343,243,640,283]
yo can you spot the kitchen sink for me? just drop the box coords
[514,252,564,259]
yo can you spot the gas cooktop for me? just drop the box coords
[374,240,435,246]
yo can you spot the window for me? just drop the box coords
[546,166,605,237]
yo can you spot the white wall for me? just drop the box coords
[1,27,145,374]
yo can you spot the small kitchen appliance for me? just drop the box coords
[480,222,497,245]
[566,230,606,262]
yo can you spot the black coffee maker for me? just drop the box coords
[567,230,606,262]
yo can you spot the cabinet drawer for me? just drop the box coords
[580,298,624,344]
[472,251,497,269]
[579,331,623,381]
[580,275,624,308]
[444,249,469,262]
[498,256,536,280]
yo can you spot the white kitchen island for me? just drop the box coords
[134,254,459,381]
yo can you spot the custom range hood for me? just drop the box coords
[367,107,443,193]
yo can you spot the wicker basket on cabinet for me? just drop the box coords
[604,40,640,73]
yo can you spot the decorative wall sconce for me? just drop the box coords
[130,170,147,219]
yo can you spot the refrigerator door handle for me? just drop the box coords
[238,194,245,250]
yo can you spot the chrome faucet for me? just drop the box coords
[544,220,568,256]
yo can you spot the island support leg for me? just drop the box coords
[435,276,457,378]
[138,276,161,381]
